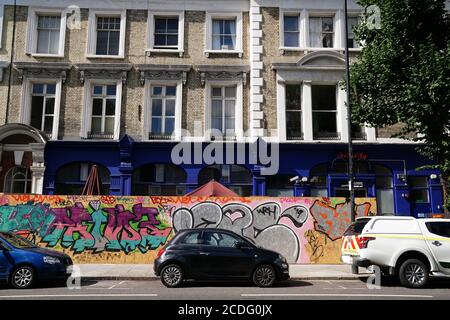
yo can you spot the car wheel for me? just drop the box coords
[160,264,184,288]
[253,264,276,288]
[399,259,429,288]
[11,266,35,289]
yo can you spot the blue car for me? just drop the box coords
[0,232,73,289]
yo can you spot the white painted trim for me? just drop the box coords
[143,79,183,141]
[86,9,126,58]
[26,7,67,57]
[204,11,243,56]
[204,80,244,141]
[147,10,184,56]
[302,81,313,141]
[81,79,122,140]
[19,78,62,141]
[276,76,286,141]
[0,5,4,49]
[337,84,348,142]
[279,9,301,49]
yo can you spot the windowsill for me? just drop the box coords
[204,50,243,58]
[30,53,65,58]
[282,47,362,54]
[146,48,184,57]
[86,54,125,59]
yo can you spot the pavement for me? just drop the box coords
[75,264,372,281]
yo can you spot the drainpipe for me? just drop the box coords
[5,0,17,124]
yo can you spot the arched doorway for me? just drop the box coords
[0,123,48,194]
[198,164,252,196]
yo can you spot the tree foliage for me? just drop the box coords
[350,0,450,212]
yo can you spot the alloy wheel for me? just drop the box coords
[162,265,182,287]
[254,265,275,287]
[404,263,425,285]
[13,267,34,288]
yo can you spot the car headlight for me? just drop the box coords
[43,256,61,264]
[278,254,287,263]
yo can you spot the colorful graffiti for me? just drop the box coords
[0,195,376,264]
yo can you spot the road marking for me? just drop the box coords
[241,293,433,298]
[0,294,158,298]
[108,281,126,289]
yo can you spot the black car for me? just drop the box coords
[154,228,290,287]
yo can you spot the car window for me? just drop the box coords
[0,233,37,248]
[180,232,203,245]
[203,231,241,248]
[425,222,450,238]
[343,218,371,236]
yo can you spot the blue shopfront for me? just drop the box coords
[42,135,444,217]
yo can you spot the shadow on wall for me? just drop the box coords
[0,194,376,264]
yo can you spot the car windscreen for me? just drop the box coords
[0,233,38,248]
[343,218,372,236]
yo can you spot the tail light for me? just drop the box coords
[356,236,376,249]
[157,248,166,258]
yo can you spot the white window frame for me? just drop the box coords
[311,82,340,140]
[143,80,183,141]
[0,5,4,49]
[26,7,67,57]
[19,78,62,140]
[204,80,243,141]
[205,12,243,57]
[344,13,363,51]
[307,11,338,50]
[86,9,126,59]
[279,10,302,50]
[81,79,122,140]
[147,11,184,57]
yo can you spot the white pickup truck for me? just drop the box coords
[341,216,450,288]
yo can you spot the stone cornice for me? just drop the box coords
[13,62,71,83]
[75,63,132,84]
[196,64,250,86]
[135,64,192,86]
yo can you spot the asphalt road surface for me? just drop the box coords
[0,278,450,300]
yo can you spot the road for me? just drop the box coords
[0,278,450,300]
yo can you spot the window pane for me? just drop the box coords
[155,18,166,33]
[212,87,222,97]
[410,189,429,203]
[151,118,162,133]
[211,100,222,117]
[92,99,103,115]
[155,34,166,46]
[33,84,44,94]
[104,117,115,133]
[166,35,178,46]
[49,30,60,54]
[37,30,50,53]
[222,35,234,49]
[165,100,175,116]
[309,17,322,47]
[376,189,394,215]
[93,85,103,95]
[312,85,336,110]
[212,20,221,34]
[45,98,55,114]
[408,176,428,188]
[91,118,102,133]
[313,112,337,134]
[284,15,299,32]
[286,85,301,109]
[106,85,116,96]
[153,86,162,95]
[323,33,333,48]
[212,35,221,50]
[225,100,235,117]
[152,99,162,116]
[96,31,109,55]
[225,86,236,98]
[167,18,178,33]
[166,86,176,96]
[105,99,116,115]
[181,232,203,244]
[108,31,120,55]
[46,84,56,95]
[30,96,44,129]
[164,118,175,134]
[43,116,53,133]
[322,17,333,31]
[286,111,302,139]
[284,32,299,47]
[224,20,235,35]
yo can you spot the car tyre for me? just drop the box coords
[160,264,184,288]
[253,264,276,288]
[398,259,429,288]
[10,266,35,289]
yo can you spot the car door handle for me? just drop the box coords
[432,241,442,247]
[199,252,210,256]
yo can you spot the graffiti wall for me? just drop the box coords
[0,194,376,264]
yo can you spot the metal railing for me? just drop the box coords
[313,132,341,140]
[87,132,114,139]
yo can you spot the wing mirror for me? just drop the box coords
[234,242,247,249]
